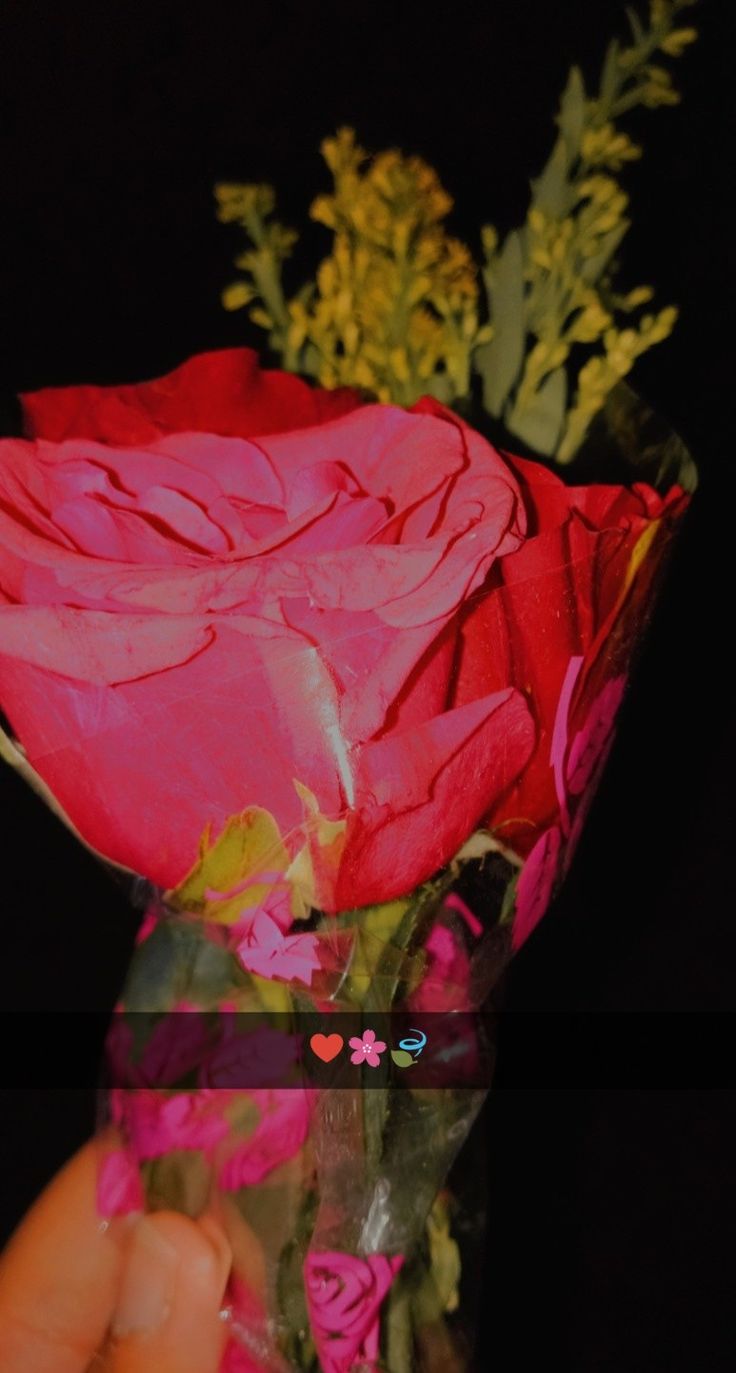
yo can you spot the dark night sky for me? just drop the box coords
[0,2,734,1369]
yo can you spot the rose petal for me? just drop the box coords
[21,348,360,443]
[332,686,535,908]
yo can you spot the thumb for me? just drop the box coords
[103,1211,231,1373]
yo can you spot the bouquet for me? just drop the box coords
[0,3,698,1368]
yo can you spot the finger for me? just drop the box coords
[103,1210,231,1373]
[0,1134,135,1373]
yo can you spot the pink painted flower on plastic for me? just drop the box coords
[138,1011,213,1087]
[563,675,628,876]
[409,890,481,1012]
[224,882,321,987]
[114,1088,234,1162]
[134,907,158,946]
[550,658,627,829]
[567,674,627,798]
[512,660,629,951]
[200,1021,300,1090]
[218,1088,311,1189]
[304,1249,404,1373]
[97,1147,144,1217]
[443,890,483,937]
[409,925,472,1013]
[218,1276,272,1372]
[348,1029,386,1068]
[511,825,563,952]
[218,1339,264,1373]
[106,1008,213,1089]
[234,908,321,986]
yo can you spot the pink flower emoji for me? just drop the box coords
[348,1029,386,1068]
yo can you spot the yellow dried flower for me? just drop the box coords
[217,2,696,463]
[221,281,254,312]
[477,0,696,459]
[581,123,642,169]
[214,183,275,226]
[660,27,698,57]
[290,128,486,402]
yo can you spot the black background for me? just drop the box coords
[0,1,735,1368]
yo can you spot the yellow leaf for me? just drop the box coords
[221,281,253,311]
[285,780,346,913]
[428,1194,461,1310]
[345,896,414,1004]
[166,807,291,925]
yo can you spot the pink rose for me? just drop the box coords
[0,351,533,909]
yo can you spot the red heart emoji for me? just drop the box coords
[310,1032,343,1063]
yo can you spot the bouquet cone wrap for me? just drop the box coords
[0,351,693,1369]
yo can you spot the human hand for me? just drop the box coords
[0,1135,232,1372]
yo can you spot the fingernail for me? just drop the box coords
[112,1215,180,1337]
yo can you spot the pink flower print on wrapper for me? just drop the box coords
[138,1009,214,1088]
[304,1250,404,1373]
[563,673,628,874]
[97,1147,144,1218]
[550,657,628,842]
[234,909,321,986]
[218,1275,273,1372]
[443,890,483,937]
[218,1338,264,1373]
[225,882,322,987]
[549,654,585,832]
[348,1028,386,1068]
[112,1088,234,1163]
[511,824,563,952]
[134,906,159,946]
[512,662,629,950]
[409,924,472,1013]
[106,1003,214,1090]
[218,1088,311,1190]
[566,675,627,799]
[200,1020,301,1090]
